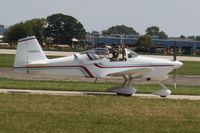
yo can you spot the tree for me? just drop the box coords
[136,35,152,48]
[45,13,86,44]
[103,25,139,35]
[4,18,46,44]
[146,26,159,36]
[4,22,34,44]
[25,18,46,43]
[145,26,168,39]
[188,36,195,40]
[196,36,200,41]
[158,31,168,39]
[187,36,200,41]
[179,35,186,39]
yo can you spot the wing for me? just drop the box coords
[108,68,153,77]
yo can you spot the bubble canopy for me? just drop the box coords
[81,48,138,60]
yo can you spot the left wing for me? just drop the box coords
[108,68,153,77]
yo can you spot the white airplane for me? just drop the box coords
[13,36,183,97]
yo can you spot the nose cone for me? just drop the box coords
[173,60,183,69]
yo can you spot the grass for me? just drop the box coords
[0,77,114,92]
[176,61,200,75]
[0,77,200,95]
[0,54,14,67]
[0,93,199,133]
[0,54,60,67]
[1,52,199,133]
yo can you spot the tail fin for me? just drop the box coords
[14,36,48,67]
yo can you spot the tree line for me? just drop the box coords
[4,13,199,49]
[4,13,86,45]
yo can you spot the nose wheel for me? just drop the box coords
[153,82,171,97]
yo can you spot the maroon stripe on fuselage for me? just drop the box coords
[80,66,94,78]
[13,65,94,78]
[86,53,94,60]
[94,63,174,68]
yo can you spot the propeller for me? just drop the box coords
[173,40,177,89]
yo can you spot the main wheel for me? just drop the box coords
[160,95,167,98]
[117,93,132,97]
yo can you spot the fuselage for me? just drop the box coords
[13,36,182,81]
[13,36,183,97]
[21,50,182,81]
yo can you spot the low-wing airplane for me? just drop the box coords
[13,36,183,97]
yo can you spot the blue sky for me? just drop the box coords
[0,0,200,36]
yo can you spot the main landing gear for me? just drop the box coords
[108,75,136,96]
[108,76,171,97]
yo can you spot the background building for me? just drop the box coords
[86,33,200,55]
[0,25,5,42]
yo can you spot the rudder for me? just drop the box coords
[14,36,48,68]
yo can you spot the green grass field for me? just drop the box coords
[0,54,200,75]
[0,77,200,95]
[175,61,200,75]
[0,54,200,133]
[0,54,14,67]
[0,93,199,133]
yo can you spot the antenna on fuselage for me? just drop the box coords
[120,34,124,47]
[26,41,29,74]
[173,39,177,89]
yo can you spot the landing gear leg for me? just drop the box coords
[108,75,136,96]
[121,75,128,87]
[153,82,171,97]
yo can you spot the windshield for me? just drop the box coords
[127,49,138,58]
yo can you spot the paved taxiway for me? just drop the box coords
[0,89,200,100]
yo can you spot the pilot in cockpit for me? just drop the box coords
[111,47,119,60]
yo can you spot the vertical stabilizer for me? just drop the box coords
[14,36,48,67]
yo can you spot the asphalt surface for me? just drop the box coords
[0,89,200,100]
[1,49,200,61]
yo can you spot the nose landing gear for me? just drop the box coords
[153,82,171,97]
